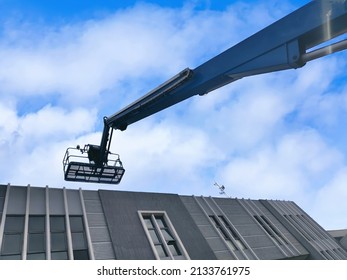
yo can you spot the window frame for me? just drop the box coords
[138,211,189,260]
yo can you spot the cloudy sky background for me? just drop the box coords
[0,0,346,230]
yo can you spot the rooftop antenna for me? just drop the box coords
[214,182,229,198]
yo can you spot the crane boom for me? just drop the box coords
[63,0,347,185]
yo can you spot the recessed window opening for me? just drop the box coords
[27,216,46,260]
[50,216,68,260]
[0,215,25,259]
[260,215,288,245]
[217,215,247,250]
[140,212,188,260]
[254,215,287,246]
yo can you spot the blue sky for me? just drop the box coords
[0,0,346,230]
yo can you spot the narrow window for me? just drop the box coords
[0,215,25,259]
[218,216,247,250]
[140,212,187,260]
[27,216,46,260]
[143,216,168,258]
[155,216,181,257]
[260,215,288,245]
[50,216,68,260]
[254,215,287,245]
[209,216,237,251]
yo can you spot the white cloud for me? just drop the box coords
[218,129,343,199]
[0,104,96,148]
[205,77,293,151]
[0,4,235,103]
[0,1,296,105]
[0,103,97,185]
[0,102,18,138]
[313,168,347,229]
[294,57,347,127]
[112,118,225,195]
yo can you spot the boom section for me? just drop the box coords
[107,0,347,131]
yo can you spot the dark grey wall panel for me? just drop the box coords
[87,213,107,227]
[93,242,116,260]
[226,215,255,226]
[199,225,219,238]
[193,197,214,215]
[99,190,216,260]
[66,189,82,215]
[29,187,45,214]
[214,250,234,260]
[253,246,284,260]
[0,197,4,213]
[84,200,103,214]
[49,188,64,214]
[0,185,5,226]
[179,196,202,213]
[206,238,230,251]
[89,227,111,243]
[0,185,6,197]
[236,224,266,236]
[244,235,277,248]
[7,186,26,214]
[213,198,246,215]
[190,213,210,225]
[82,190,100,200]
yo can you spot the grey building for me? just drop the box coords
[0,184,346,260]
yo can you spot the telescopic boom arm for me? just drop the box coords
[63,0,347,184]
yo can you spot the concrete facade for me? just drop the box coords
[0,184,346,260]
